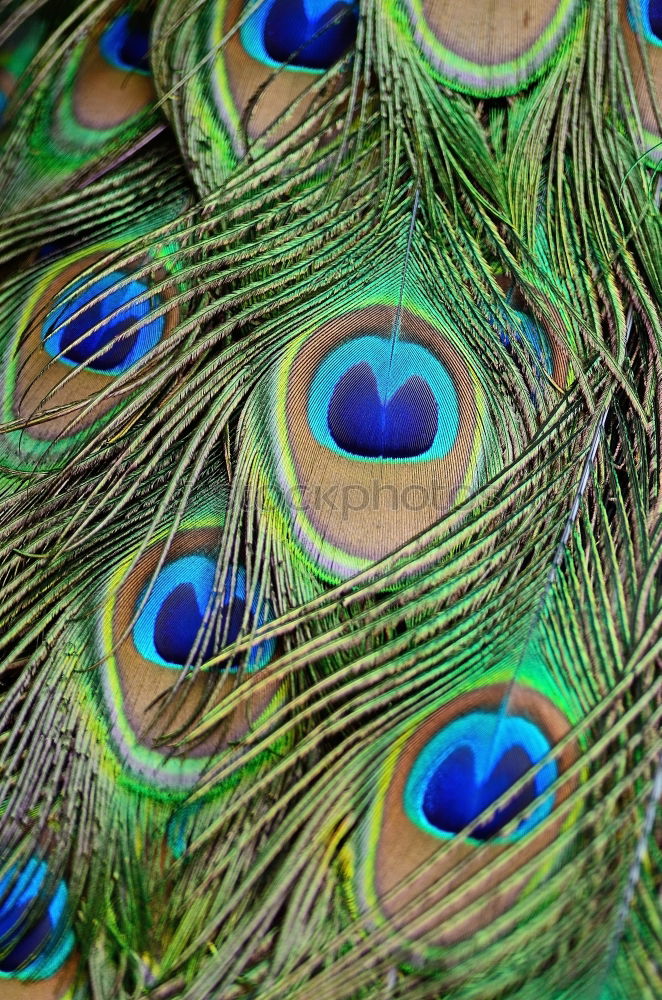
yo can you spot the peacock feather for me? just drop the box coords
[0,1,162,211]
[0,1,659,999]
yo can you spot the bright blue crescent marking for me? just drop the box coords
[99,11,151,74]
[499,308,553,376]
[42,272,164,375]
[132,557,275,671]
[514,310,553,374]
[166,802,200,859]
[166,811,191,860]
[403,712,558,842]
[0,860,74,981]
[308,335,460,462]
[240,0,358,73]
[628,1,662,45]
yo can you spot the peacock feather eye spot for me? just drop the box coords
[42,272,164,375]
[0,860,73,981]
[354,685,579,946]
[99,11,152,74]
[405,712,558,842]
[264,308,487,577]
[327,362,439,459]
[241,0,358,72]
[134,556,275,671]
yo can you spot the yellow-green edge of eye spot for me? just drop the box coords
[388,0,583,96]
[210,0,244,170]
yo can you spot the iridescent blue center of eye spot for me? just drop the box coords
[240,0,358,72]
[42,272,164,375]
[99,11,151,74]
[133,558,275,671]
[0,92,7,122]
[0,903,53,974]
[308,335,459,462]
[628,1,662,44]
[0,860,74,981]
[328,363,438,458]
[404,712,558,841]
[650,0,662,39]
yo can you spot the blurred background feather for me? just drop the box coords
[0,1,659,999]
